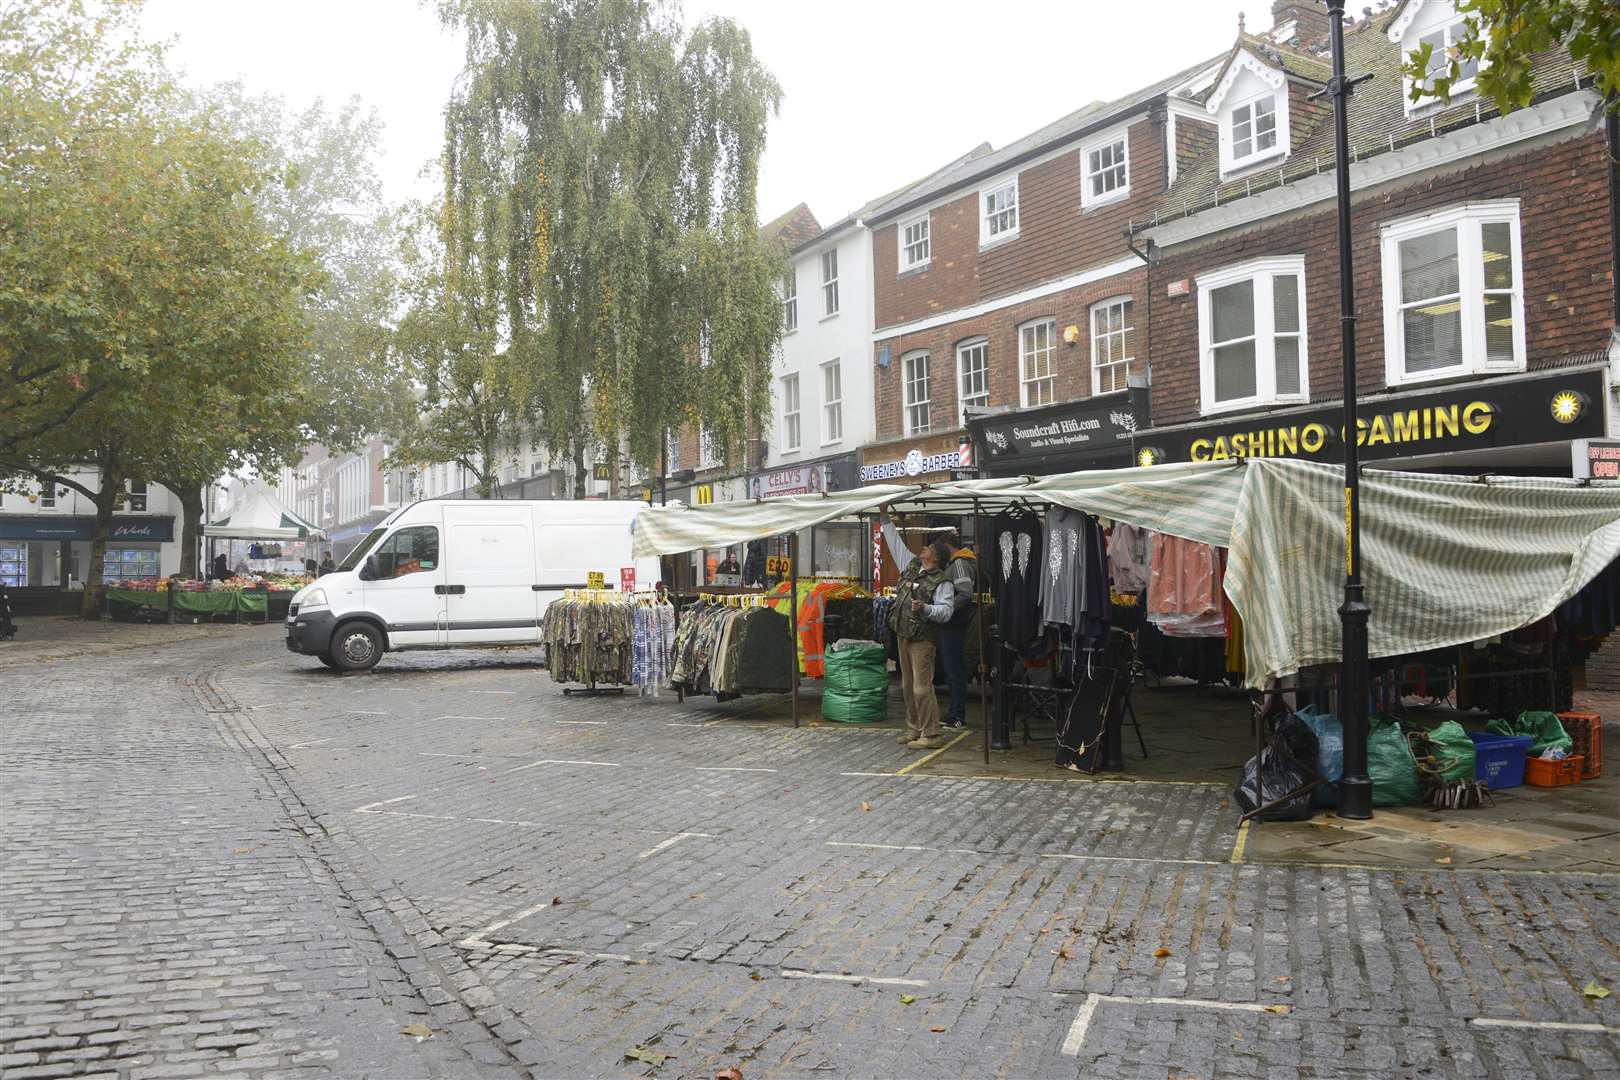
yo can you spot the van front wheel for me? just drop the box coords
[332,622,383,672]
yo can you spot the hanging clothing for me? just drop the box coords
[542,595,673,689]
[1146,533,1224,637]
[1039,507,1084,631]
[991,507,1044,650]
[1108,522,1150,594]
[670,601,794,697]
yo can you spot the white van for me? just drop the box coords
[284,499,661,671]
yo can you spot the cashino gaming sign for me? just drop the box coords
[1131,368,1605,467]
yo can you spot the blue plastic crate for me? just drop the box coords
[1468,731,1532,789]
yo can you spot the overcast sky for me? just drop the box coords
[140,0,1264,228]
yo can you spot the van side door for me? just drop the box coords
[443,503,539,645]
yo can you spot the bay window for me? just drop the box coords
[1379,202,1523,385]
[1197,256,1308,414]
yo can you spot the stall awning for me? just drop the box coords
[632,458,1620,688]
[204,486,324,540]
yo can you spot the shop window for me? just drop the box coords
[1090,298,1134,395]
[781,374,801,452]
[783,271,797,332]
[821,248,839,317]
[1197,256,1308,414]
[821,360,843,444]
[1019,318,1056,408]
[1379,201,1523,386]
[1081,125,1130,208]
[981,179,1018,246]
[374,526,439,579]
[102,546,159,581]
[0,543,24,587]
[902,350,931,435]
[956,339,988,424]
[901,213,930,271]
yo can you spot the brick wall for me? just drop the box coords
[873,113,1167,332]
[872,268,1147,441]
[1144,130,1615,426]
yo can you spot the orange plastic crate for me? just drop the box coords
[1556,711,1602,780]
[1525,755,1583,787]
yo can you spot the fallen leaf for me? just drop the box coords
[899,994,917,1005]
[1435,857,1452,865]
[929,1026,946,1033]
[625,1046,668,1067]
[551,896,562,905]
[233,847,252,854]
[1584,981,1611,1000]
[399,1023,433,1039]
[715,1068,743,1080]
[1233,1031,1244,1041]
[1153,947,1171,958]
[1058,946,1076,960]
[1264,1004,1291,1015]
[1274,976,1291,983]
[749,972,763,981]
[860,802,872,812]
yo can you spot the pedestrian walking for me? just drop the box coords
[318,553,336,577]
[889,539,955,750]
[938,538,979,730]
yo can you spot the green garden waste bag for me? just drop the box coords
[1368,715,1421,806]
[822,641,889,724]
[1425,720,1477,783]
[1486,712,1571,759]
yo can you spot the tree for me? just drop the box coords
[436,0,785,495]
[1400,0,1620,114]
[384,200,531,500]
[0,0,318,612]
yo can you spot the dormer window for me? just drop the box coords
[1389,2,1482,113]
[1231,96,1277,162]
[1205,49,1291,177]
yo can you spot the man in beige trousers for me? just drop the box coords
[888,539,955,750]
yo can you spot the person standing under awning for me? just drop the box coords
[889,540,955,750]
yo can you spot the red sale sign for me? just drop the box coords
[620,567,636,592]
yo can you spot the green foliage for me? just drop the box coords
[435,0,785,482]
[1399,0,1620,114]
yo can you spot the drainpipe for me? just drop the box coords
[1608,104,1619,325]
[1124,228,1157,389]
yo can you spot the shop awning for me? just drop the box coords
[203,486,324,540]
[632,458,1620,688]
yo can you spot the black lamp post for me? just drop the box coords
[1319,0,1373,819]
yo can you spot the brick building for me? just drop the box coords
[1126,0,1616,474]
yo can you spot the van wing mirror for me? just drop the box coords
[358,555,378,582]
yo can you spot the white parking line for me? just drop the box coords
[429,715,506,722]
[1041,852,1225,867]
[353,795,417,813]
[288,737,340,749]
[839,771,894,778]
[505,758,623,773]
[780,970,928,988]
[460,897,560,946]
[1061,994,1278,1056]
[827,841,932,852]
[351,710,390,715]
[1469,1017,1620,1034]
[466,690,517,695]
[694,766,779,773]
[554,719,610,726]
[636,832,708,859]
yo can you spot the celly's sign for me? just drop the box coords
[1133,368,1605,466]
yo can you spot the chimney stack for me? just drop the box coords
[1270,0,1330,48]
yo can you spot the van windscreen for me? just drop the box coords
[337,527,388,572]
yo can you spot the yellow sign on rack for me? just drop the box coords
[586,571,606,590]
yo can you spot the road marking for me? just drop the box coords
[637,832,708,859]
[506,758,623,773]
[694,766,779,773]
[1230,820,1251,864]
[893,730,972,776]
[1062,994,1279,1056]
[354,795,417,813]
[466,690,517,695]
[1469,1018,1620,1034]
[1041,852,1225,867]
[839,771,894,778]
[460,898,560,947]
[554,719,610,726]
[351,709,390,715]
[429,715,506,722]
[288,737,340,749]
[827,841,933,852]
[665,722,706,728]
[780,970,928,988]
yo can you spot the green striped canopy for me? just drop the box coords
[631,458,1620,687]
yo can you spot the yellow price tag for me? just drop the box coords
[586,571,605,590]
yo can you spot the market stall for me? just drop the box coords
[629,458,1620,788]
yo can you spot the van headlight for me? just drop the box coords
[300,587,329,610]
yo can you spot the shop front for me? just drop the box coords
[1130,367,1607,475]
[0,514,176,591]
[970,387,1149,479]
[748,454,864,581]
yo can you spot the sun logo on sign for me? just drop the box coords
[1550,391,1584,424]
[1136,447,1159,468]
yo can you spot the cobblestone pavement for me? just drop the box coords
[4,627,1619,1078]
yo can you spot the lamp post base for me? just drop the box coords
[1337,589,1373,820]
